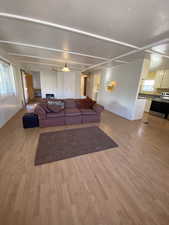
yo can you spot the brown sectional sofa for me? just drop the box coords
[34,98,104,127]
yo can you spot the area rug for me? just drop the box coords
[35,126,118,165]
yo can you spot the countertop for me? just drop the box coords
[138,93,160,98]
[152,98,169,104]
[138,93,169,104]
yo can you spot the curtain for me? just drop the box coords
[0,61,16,96]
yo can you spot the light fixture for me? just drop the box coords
[106,81,117,92]
[62,63,70,72]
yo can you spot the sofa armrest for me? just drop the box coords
[34,105,46,120]
[92,104,104,114]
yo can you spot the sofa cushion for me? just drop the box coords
[80,109,97,115]
[39,103,51,113]
[47,111,64,118]
[64,108,81,116]
[77,99,90,109]
[75,99,81,108]
[47,104,62,113]
[64,99,76,109]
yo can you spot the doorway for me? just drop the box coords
[31,71,42,101]
[81,74,88,97]
[21,70,41,104]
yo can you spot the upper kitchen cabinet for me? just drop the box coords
[161,70,169,88]
[141,59,151,80]
[154,71,163,88]
[154,70,169,89]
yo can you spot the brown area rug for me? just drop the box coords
[35,126,118,165]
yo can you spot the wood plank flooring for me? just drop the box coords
[0,109,169,225]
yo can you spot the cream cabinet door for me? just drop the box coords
[161,70,169,88]
[154,71,163,88]
[63,72,76,98]
[144,98,152,112]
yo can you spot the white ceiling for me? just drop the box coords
[0,0,169,72]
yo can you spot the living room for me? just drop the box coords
[0,1,169,225]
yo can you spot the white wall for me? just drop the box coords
[40,71,57,98]
[32,71,41,89]
[40,70,81,99]
[0,64,23,128]
[97,59,144,120]
[86,74,95,99]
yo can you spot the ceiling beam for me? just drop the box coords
[19,61,67,67]
[82,38,169,72]
[82,49,142,72]
[8,52,92,66]
[114,59,128,64]
[0,40,108,61]
[0,54,10,64]
[0,12,138,49]
[18,61,82,70]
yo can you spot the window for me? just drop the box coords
[0,60,16,97]
[142,80,155,92]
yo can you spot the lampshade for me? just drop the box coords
[106,81,117,92]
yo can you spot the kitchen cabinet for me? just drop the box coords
[133,99,146,120]
[144,98,152,112]
[154,71,163,88]
[161,70,169,88]
[154,70,169,88]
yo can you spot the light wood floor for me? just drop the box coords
[0,109,169,225]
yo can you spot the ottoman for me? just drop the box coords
[23,113,39,128]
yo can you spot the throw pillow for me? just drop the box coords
[86,96,96,108]
[48,100,64,109]
[79,99,90,109]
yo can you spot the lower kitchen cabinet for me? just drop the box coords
[144,98,152,112]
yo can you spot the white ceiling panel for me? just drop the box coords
[0,0,169,72]
[0,44,105,65]
[20,60,85,70]
[3,48,103,65]
[149,53,169,71]
[152,43,169,56]
[20,62,81,72]
[119,51,148,63]
[1,0,169,47]
[0,17,132,59]
[10,56,85,67]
